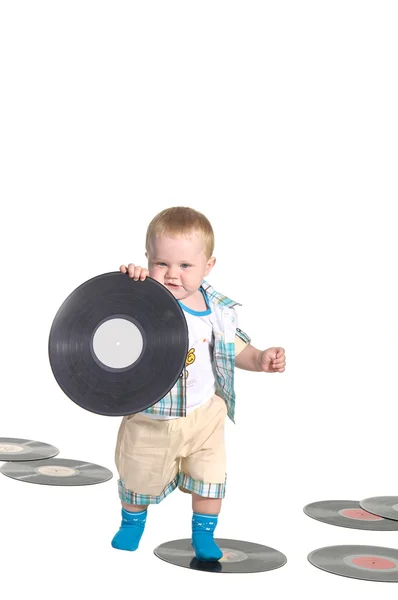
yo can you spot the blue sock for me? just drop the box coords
[191,512,223,561]
[111,508,147,551]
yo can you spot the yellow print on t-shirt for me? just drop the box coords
[185,348,195,378]
[186,348,195,365]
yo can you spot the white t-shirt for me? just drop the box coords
[143,289,216,420]
[183,304,216,413]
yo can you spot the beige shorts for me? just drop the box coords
[115,393,227,504]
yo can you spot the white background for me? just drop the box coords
[1,1,397,597]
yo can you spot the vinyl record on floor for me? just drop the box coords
[48,272,189,416]
[0,458,113,486]
[308,545,398,582]
[303,500,398,530]
[360,497,398,522]
[0,438,59,462]
[153,538,287,573]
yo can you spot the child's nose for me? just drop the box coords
[167,266,179,278]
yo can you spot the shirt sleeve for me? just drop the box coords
[235,327,251,356]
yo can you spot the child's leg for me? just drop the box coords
[111,502,149,552]
[113,412,183,552]
[191,495,223,561]
[192,495,221,515]
[179,395,228,562]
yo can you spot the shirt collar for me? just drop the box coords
[200,279,241,308]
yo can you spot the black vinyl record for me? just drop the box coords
[49,272,188,416]
[0,438,59,462]
[360,497,398,522]
[0,458,113,486]
[153,538,287,573]
[303,500,398,531]
[308,545,398,582]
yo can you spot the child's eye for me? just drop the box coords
[156,262,167,266]
[181,264,190,269]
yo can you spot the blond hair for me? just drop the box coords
[145,207,215,259]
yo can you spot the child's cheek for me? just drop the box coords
[149,266,162,279]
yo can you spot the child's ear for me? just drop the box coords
[205,256,216,274]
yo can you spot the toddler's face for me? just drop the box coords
[146,233,215,300]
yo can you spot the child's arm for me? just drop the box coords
[235,343,263,371]
[235,343,286,372]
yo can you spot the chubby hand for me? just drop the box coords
[120,263,149,281]
[259,347,286,373]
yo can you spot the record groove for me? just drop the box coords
[304,500,398,530]
[154,538,287,573]
[49,272,188,416]
[308,545,398,582]
[0,438,59,462]
[360,497,398,522]
[0,458,113,486]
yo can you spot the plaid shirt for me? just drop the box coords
[142,279,251,423]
